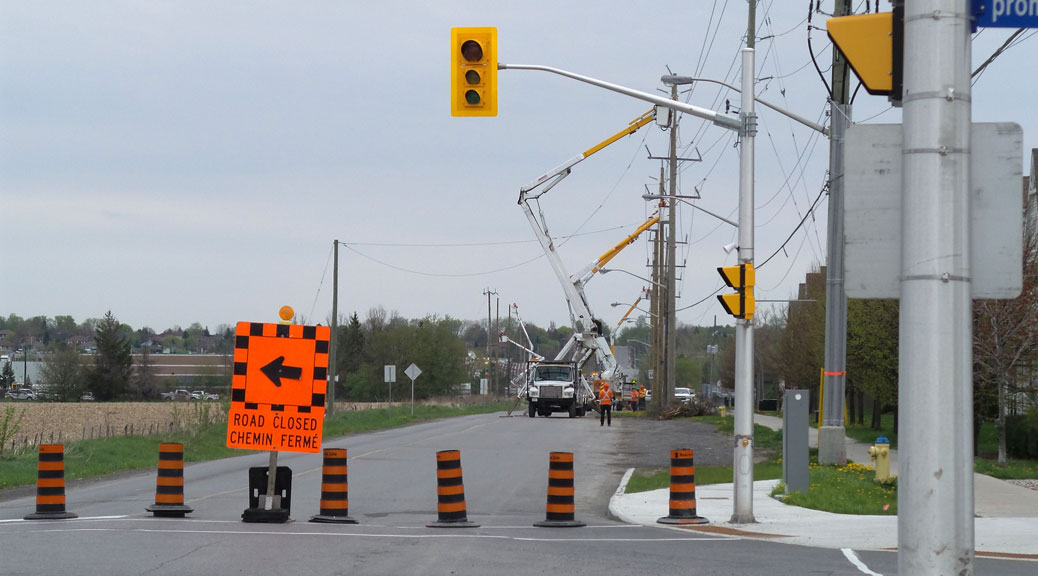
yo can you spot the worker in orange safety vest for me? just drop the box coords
[629,387,639,412]
[638,384,647,410]
[598,382,612,426]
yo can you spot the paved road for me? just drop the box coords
[0,411,1031,575]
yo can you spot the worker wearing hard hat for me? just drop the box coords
[629,387,639,412]
[638,383,647,410]
[598,382,612,426]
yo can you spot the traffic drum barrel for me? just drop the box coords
[310,447,357,524]
[24,444,77,520]
[534,451,585,527]
[657,448,708,525]
[427,450,478,528]
[146,443,193,517]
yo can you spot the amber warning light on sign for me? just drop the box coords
[226,321,329,453]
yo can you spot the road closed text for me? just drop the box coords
[226,410,324,453]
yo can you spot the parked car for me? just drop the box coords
[80,392,95,402]
[674,387,694,404]
[6,388,36,400]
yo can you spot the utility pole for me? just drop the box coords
[730,0,757,524]
[819,0,852,464]
[495,294,500,395]
[899,0,973,572]
[483,288,497,396]
[664,82,679,414]
[328,239,338,415]
[652,167,666,410]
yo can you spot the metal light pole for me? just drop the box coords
[899,0,973,572]
[328,239,338,415]
[730,43,757,524]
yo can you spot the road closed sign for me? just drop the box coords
[226,321,329,453]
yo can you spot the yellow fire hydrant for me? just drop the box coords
[868,436,891,482]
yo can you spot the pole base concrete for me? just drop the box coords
[818,426,847,466]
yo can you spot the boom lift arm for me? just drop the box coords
[516,109,657,387]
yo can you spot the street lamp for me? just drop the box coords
[610,302,657,317]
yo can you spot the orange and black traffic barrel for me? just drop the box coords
[657,448,708,525]
[534,451,585,527]
[146,443,193,517]
[310,447,357,524]
[24,444,77,520]
[426,449,478,528]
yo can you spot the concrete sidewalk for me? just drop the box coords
[607,415,1038,557]
[609,474,1038,556]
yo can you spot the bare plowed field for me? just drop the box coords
[1,401,225,451]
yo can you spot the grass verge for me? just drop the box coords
[623,414,898,516]
[0,401,510,492]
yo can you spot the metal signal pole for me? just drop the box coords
[819,0,852,465]
[899,0,973,572]
[731,0,757,524]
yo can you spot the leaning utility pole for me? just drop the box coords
[328,239,339,415]
[819,0,852,465]
[483,288,497,395]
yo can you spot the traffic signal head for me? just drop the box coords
[717,263,755,320]
[451,27,497,117]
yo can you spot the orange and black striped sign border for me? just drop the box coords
[426,450,478,528]
[534,451,585,527]
[657,448,709,525]
[310,447,357,524]
[231,322,328,413]
[24,444,77,520]
[146,443,193,517]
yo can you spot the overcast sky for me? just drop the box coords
[2,1,1035,334]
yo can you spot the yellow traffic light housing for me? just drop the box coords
[451,27,497,117]
[717,263,755,320]
[826,8,904,103]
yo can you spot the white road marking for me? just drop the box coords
[842,548,884,576]
[0,515,127,524]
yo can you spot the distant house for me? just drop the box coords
[66,335,95,352]
[0,329,15,352]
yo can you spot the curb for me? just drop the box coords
[607,468,636,523]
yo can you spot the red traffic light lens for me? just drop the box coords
[465,70,481,85]
[460,40,483,62]
[465,89,481,105]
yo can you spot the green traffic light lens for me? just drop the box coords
[465,70,481,85]
[460,40,483,62]
[465,90,481,105]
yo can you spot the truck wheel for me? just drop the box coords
[528,403,536,418]
[568,403,577,418]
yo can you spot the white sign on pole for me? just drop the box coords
[844,122,1023,299]
[479,378,488,395]
[384,365,396,382]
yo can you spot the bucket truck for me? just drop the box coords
[517,109,659,417]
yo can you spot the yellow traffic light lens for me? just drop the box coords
[465,70,481,84]
[460,40,483,62]
[465,89,481,105]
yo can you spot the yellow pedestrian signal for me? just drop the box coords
[451,27,497,117]
[826,10,903,101]
[717,263,755,320]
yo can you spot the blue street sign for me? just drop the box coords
[974,0,1038,27]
